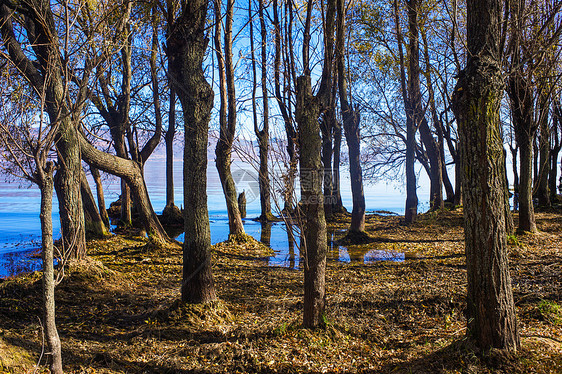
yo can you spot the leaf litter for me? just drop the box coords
[0,209,561,373]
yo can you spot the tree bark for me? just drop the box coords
[296,75,327,328]
[215,0,245,236]
[452,0,519,351]
[508,74,538,232]
[89,165,110,227]
[317,0,337,219]
[79,136,170,245]
[165,88,177,210]
[550,101,562,201]
[332,122,344,212]
[394,0,418,223]
[81,170,109,238]
[336,0,365,232]
[38,162,63,374]
[54,121,87,260]
[256,0,272,221]
[167,0,216,303]
[273,0,297,213]
[536,96,551,207]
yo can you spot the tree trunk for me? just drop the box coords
[332,123,344,212]
[452,0,519,351]
[419,118,444,210]
[167,0,216,303]
[54,122,87,260]
[256,0,272,221]
[89,165,110,227]
[296,75,327,328]
[273,0,297,214]
[518,136,537,232]
[39,162,63,374]
[510,145,519,211]
[81,170,109,238]
[394,0,418,222]
[214,0,245,236]
[336,0,365,232]
[550,101,561,201]
[453,154,463,206]
[537,101,551,207]
[79,136,170,245]
[165,89,177,210]
[317,0,337,220]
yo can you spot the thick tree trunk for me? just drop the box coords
[79,136,170,245]
[296,76,327,328]
[39,163,63,374]
[167,0,216,303]
[452,0,519,351]
[89,166,110,227]
[81,170,109,238]
[54,120,87,260]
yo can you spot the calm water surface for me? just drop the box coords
[0,155,428,277]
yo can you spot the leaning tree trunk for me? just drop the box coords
[167,0,216,304]
[89,165,110,227]
[452,0,519,351]
[79,136,170,245]
[296,75,327,328]
[81,170,109,238]
[38,162,63,374]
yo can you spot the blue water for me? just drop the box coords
[0,156,429,277]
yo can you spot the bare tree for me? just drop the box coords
[215,0,245,236]
[297,0,328,328]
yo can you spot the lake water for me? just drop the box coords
[0,154,430,277]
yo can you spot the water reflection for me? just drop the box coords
[0,219,407,278]
[260,222,271,247]
[0,249,43,278]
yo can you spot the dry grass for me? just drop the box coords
[0,210,561,373]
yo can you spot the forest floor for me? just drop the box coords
[1,209,562,373]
